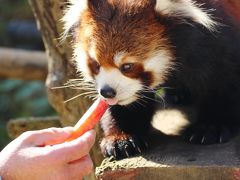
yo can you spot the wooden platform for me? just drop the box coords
[96,107,240,180]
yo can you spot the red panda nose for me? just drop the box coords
[100,85,116,99]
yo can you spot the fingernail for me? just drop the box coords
[88,129,96,137]
[84,130,96,148]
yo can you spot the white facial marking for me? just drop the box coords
[73,41,99,81]
[155,0,217,31]
[73,46,92,81]
[144,50,174,88]
[89,42,98,60]
[113,51,127,66]
[95,68,142,105]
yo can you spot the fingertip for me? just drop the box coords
[87,129,96,138]
[70,129,96,152]
[62,126,74,133]
[82,130,96,144]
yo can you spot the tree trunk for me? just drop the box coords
[28,0,104,179]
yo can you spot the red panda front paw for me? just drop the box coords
[100,134,148,160]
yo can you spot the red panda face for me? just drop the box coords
[63,0,216,105]
[72,1,173,105]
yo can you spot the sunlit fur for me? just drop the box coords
[62,0,240,159]
[63,0,178,104]
[155,0,217,31]
[61,0,88,39]
[62,0,217,96]
[62,0,217,38]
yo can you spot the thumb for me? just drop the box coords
[25,127,74,146]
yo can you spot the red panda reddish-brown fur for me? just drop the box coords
[220,0,240,23]
[75,0,170,70]
[63,0,240,159]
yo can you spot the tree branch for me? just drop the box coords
[0,47,47,80]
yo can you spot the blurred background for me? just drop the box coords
[0,0,56,149]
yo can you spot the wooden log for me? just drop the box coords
[7,116,61,139]
[0,48,47,80]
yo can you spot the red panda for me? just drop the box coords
[63,0,240,159]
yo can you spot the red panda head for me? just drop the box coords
[63,0,216,105]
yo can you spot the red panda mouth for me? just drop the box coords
[104,96,139,106]
[105,98,119,106]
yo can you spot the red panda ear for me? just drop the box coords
[62,0,90,39]
[154,0,217,31]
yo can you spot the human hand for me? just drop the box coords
[0,127,96,180]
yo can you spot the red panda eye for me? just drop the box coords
[89,59,100,75]
[120,63,134,73]
[93,61,100,73]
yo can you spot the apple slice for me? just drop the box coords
[66,98,108,141]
